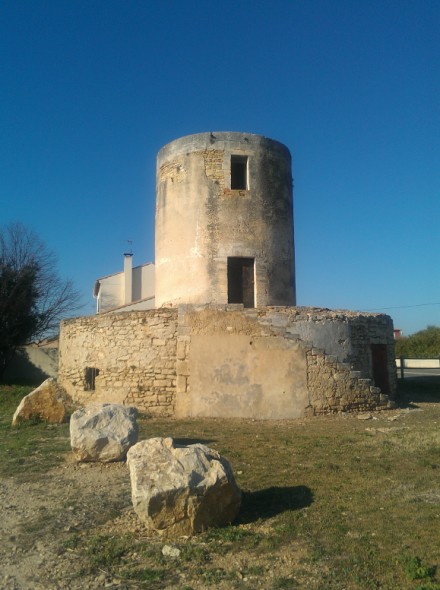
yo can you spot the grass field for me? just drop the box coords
[1,379,439,589]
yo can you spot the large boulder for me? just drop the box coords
[12,378,73,426]
[126,437,241,536]
[70,403,138,462]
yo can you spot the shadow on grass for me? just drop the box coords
[396,376,440,407]
[237,485,313,524]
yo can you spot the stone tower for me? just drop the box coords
[155,132,295,308]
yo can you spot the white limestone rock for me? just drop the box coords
[12,378,73,426]
[162,544,181,558]
[126,437,241,536]
[70,403,138,462]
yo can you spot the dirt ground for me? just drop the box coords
[1,456,310,590]
[0,459,133,590]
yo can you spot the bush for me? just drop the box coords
[395,326,440,358]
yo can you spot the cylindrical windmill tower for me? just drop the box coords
[155,132,295,308]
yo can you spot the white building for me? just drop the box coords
[93,254,155,313]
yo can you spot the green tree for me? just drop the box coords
[395,325,440,358]
[0,223,81,378]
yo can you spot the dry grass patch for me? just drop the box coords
[1,379,439,589]
[0,385,70,481]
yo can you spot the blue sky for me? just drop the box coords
[1,0,439,335]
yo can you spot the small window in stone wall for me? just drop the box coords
[84,367,99,391]
[231,155,248,189]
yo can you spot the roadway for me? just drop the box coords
[398,368,440,378]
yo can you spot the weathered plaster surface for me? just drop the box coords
[175,306,396,418]
[155,132,295,307]
[181,334,307,419]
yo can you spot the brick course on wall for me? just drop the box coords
[58,305,396,418]
[58,309,178,416]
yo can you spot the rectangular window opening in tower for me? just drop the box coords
[231,155,248,190]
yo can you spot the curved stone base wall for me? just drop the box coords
[58,306,396,418]
[58,309,178,416]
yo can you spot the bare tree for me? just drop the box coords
[0,222,82,378]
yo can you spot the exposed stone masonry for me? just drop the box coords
[197,149,225,188]
[58,305,396,418]
[158,161,186,184]
[305,350,390,414]
[58,309,178,416]
[255,306,397,412]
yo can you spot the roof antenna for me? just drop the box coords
[124,240,133,256]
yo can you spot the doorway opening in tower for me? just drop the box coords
[371,344,390,394]
[227,257,255,308]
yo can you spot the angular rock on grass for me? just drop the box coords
[12,378,73,426]
[126,437,241,536]
[70,403,138,462]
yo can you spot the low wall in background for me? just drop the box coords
[396,358,440,368]
[3,342,58,384]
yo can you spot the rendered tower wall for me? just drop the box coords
[155,132,296,307]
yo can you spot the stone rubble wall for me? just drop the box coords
[305,347,390,414]
[58,309,178,416]
[57,305,396,418]
[255,306,397,411]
